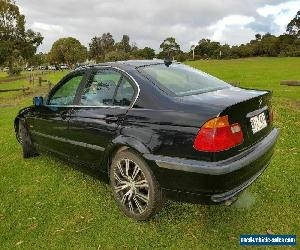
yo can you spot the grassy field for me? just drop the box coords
[0,71,8,79]
[0,71,68,104]
[0,70,45,80]
[0,58,299,249]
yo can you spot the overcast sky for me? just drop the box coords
[17,0,300,52]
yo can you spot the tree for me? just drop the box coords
[101,32,115,53]
[255,33,262,41]
[260,33,279,56]
[219,44,231,58]
[133,47,155,59]
[115,34,131,52]
[159,37,181,59]
[194,39,222,58]
[89,33,115,62]
[27,52,44,66]
[287,10,300,38]
[0,0,43,74]
[49,37,87,66]
[89,37,104,62]
[105,50,129,62]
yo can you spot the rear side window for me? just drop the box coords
[114,78,135,106]
[80,70,121,106]
[79,69,135,107]
[140,63,229,96]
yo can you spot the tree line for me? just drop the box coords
[1,0,299,75]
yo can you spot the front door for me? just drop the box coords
[67,68,137,169]
[30,71,86,156]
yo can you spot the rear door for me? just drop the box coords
[67,67,137,168]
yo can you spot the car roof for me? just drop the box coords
[74,59,168,71]
[115,60,165,68]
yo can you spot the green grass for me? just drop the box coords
[0,70,59,80]
[0,71,8,79]
[0,58,299,249]
[0,71,68,104]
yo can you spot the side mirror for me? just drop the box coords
[33,96,44,106]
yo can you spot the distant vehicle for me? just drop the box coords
[38,66,46,70]
[26,67,34,71]
[48,65,58,70]
[14,60,279,220]
[3,67,9,72]
[60,64,69,70]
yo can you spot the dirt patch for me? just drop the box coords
[0,76,27,84]
[0,104,18,108]
[277,99,300,110]
[286,100,300,110]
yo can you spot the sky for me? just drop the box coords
[17,0,300,52]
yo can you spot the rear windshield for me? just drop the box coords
[140,63,229,96]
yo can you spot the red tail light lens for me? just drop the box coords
[193,115,244,152]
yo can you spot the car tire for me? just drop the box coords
[18,120,38,158]
[110,149,164,221]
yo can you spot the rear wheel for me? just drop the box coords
[18,120,38,158]
[110,149,164,221]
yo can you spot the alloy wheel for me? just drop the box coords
[112,158,150,215]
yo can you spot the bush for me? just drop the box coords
[174,52,188,62]
[8,66,22,76]
[104,51,129,62]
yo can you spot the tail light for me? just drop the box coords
[193,115,244,152]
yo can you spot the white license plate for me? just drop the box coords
[250,112,267,134]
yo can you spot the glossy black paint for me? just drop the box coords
[15,60,279,203]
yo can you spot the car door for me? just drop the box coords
[29,70,87,156]
[67,67,137,168]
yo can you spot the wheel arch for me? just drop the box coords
[103,135,151,174]
[14,116,25,142]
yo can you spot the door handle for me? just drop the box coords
[60,110,69,120]
[104,116,118,124]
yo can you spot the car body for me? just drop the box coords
[15,60,279,220]
[60,64,69,70]
[26,66,34,71]
[48,65,58,70]
[38,66,47,70]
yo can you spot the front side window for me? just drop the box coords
[80,70,121,106]
[49,74,84,105]
[139,63,229,96]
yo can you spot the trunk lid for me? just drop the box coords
[178,87,273,160]
[219,89,273,148]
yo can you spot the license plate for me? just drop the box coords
[250,112,267,134]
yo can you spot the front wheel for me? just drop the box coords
[110,149,164,221]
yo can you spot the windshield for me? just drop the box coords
[140,63,229,96]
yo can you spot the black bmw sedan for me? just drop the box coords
[15,60,279,220]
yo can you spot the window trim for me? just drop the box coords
[77,67,138,108]
[45,66,140,109]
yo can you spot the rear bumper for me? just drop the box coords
[144,128,279,203]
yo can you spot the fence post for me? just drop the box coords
[38,77,42,86]
[28,74,32,85]
[48,80,52,90]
